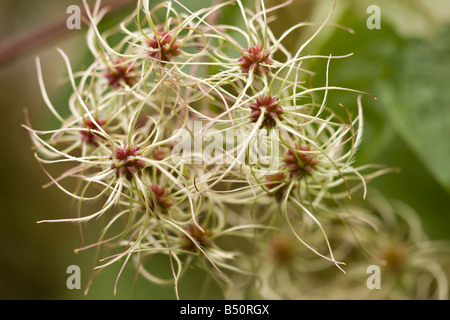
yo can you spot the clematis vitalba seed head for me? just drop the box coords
[284,145,319,178]
[147,184,174,214]
[147,30,182,63]
[110,145,145,181]
[249,95,284,129]
[105,58,137,89]
[238,44,273,75]
[81,118,106,146]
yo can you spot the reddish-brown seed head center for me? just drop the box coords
[147,31,182,62]
[284,145,319,178]
[238,44,273,75]
[249,95,284,128]
[110,145,145,181]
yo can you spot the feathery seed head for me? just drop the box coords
[269,236,298,266]
[147,184,174,214]
[181,224,212,253]
[81,118,106,146]
[265,172,290,202]
[105,58,137,89]
[284,145,319,178]
[238,44,273,75]
[249,95,283,129]
[147,30,182,63]
[110,145,145,181]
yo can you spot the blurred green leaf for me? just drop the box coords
[377,25,450,193]
[300,9,450,238]
[305,8,450,193]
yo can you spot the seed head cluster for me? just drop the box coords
[24,0,448,300]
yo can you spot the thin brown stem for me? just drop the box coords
[0,0,136,66]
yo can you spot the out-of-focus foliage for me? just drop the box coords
[378,26,450,193]
[302,1,450,240]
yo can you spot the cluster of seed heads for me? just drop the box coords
[25,0,442,300]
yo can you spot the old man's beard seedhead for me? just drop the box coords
[23,0,399,299]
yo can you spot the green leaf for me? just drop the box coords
[303,6,450,193]
[377,25,450,192]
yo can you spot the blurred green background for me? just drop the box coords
[0,0,449,299]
